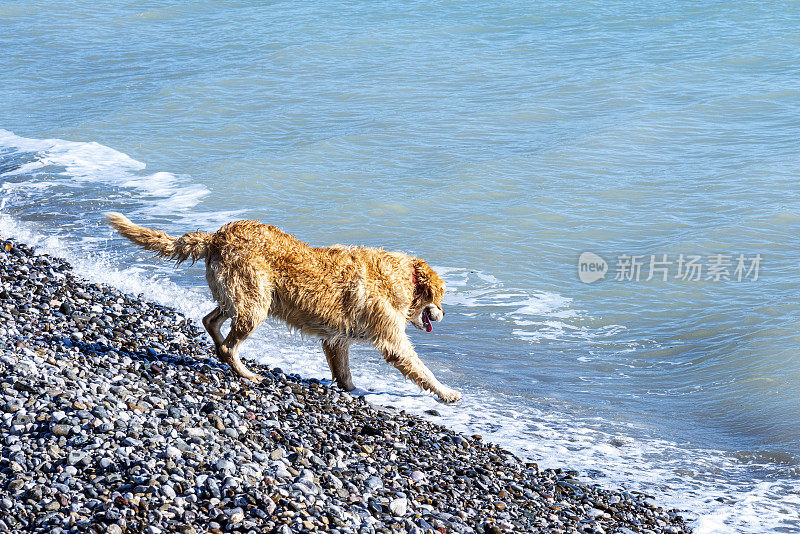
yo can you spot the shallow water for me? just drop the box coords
[2,2,800,532]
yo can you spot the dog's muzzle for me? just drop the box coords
[413,305,443,332]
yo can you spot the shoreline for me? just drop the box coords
[0,236,691,533]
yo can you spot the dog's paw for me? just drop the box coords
[244,373,264,384]
[437,387,462,404]
[336,380,356,392]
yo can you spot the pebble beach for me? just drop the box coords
[0,237,691,534]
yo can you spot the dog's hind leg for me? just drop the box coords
[217,315,264,382]
[377,334,462,403]
[322,340,355,391]
[202,307,227,349]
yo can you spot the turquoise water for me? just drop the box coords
[2,2,800,531]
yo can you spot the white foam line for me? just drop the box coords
[0,214,210,320]
[0,129,209,212]
[0,129,145,179]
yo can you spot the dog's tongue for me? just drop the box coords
[423,309,433,332]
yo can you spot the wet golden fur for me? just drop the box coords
[105,212,461,402]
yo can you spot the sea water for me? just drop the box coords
[2,2,800,532]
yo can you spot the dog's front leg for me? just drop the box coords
[322,340,355,391]
[377,334,462,403]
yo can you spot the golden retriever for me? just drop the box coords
[105,213,462,403]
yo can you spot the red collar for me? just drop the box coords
[412,270,418,288]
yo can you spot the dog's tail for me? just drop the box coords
[104,212,210,265]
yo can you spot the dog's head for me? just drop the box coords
[410,258,445,333]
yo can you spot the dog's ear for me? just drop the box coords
[413,258,444,303]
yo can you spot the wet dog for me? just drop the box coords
[105,213,461,402]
